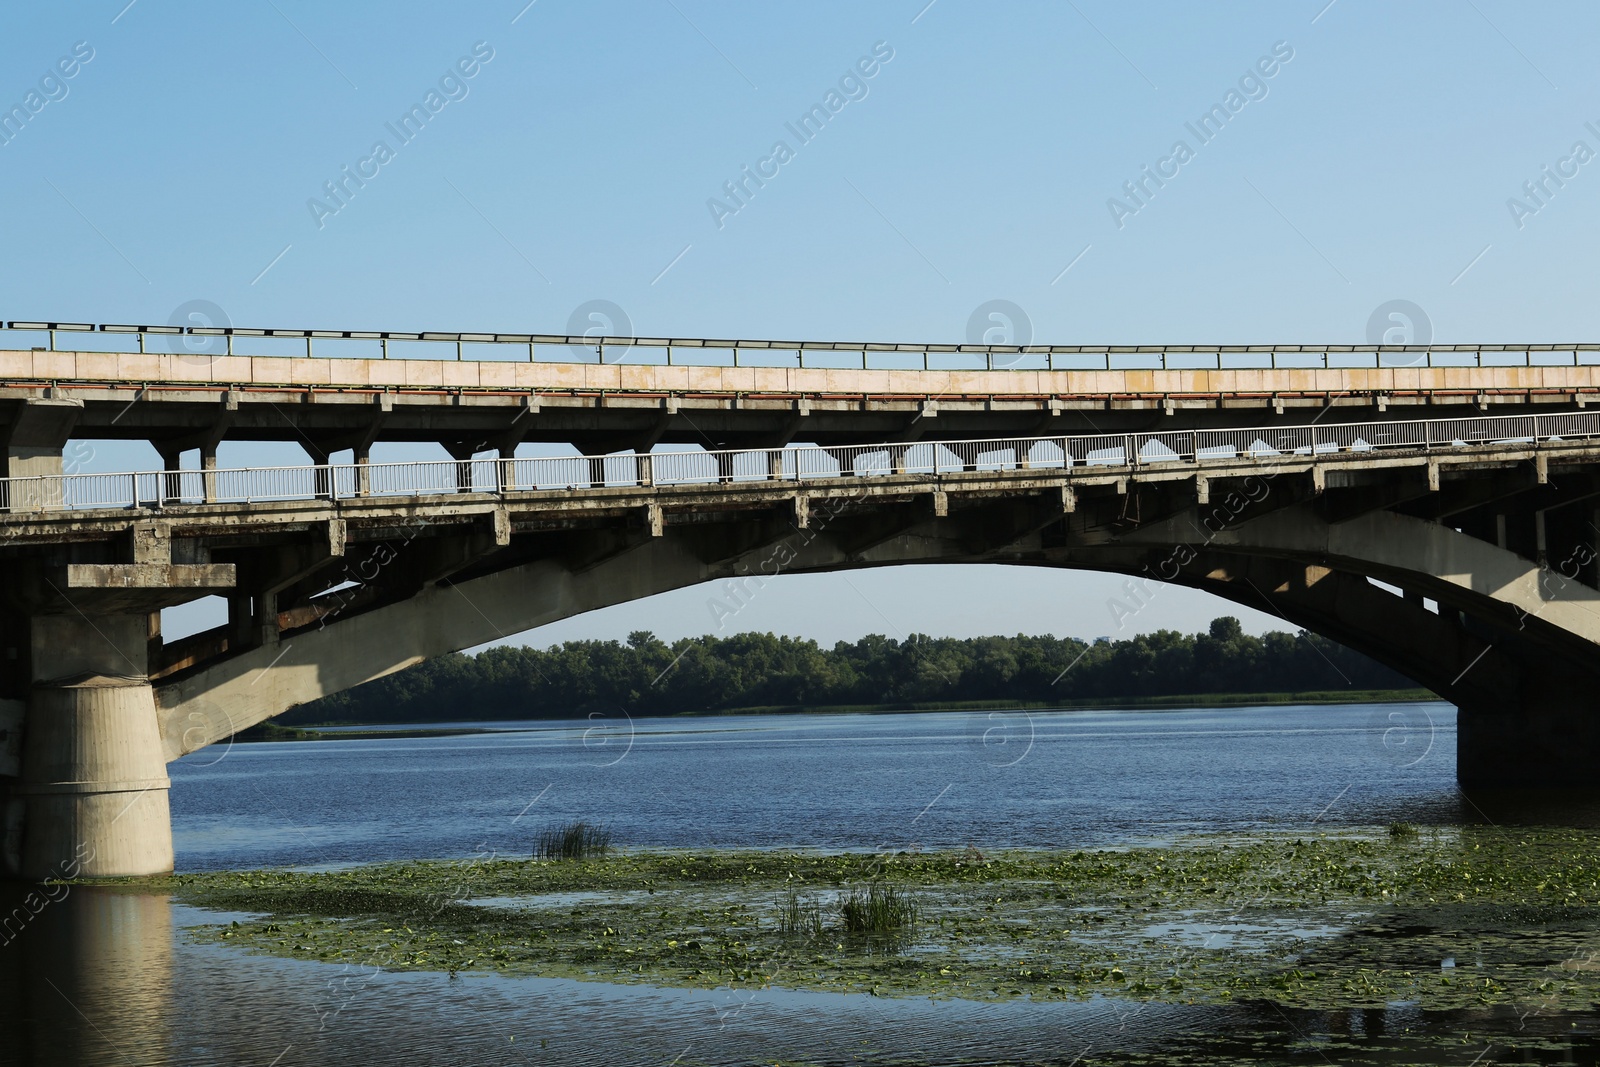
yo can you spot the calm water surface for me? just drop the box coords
[171,703,1463,869]
[8,701,1600,1066]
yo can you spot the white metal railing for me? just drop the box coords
[4,409,1600,514]
[5,319,1600,371]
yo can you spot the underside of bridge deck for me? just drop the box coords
[6,436,1600,877]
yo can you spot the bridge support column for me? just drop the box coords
[1457,671,1600,787]
[4,614,172,880]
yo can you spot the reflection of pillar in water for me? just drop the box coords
[0,885,173,1066]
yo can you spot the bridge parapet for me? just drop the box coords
[3,326,1600,453]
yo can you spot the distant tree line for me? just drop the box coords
[281,617,1419,725]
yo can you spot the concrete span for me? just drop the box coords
[5,334,1600,459]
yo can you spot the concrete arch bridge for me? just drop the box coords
[0,407,1598,876]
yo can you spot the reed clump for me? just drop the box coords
[774,890,825,938]
[534,821,613,860]
[839,883,919,935]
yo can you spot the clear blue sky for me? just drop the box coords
[3,1,1594,647]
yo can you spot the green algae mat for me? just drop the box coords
[138,827,1600,1011]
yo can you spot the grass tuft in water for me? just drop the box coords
[839,883,919,935]
[1387,821,1419,839]
[774,890,825,938]
[534,821,613,861]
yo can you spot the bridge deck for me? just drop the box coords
[3,346,1600,450]
[0,408,1588,539]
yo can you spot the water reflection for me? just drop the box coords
[0,881,1212,1066]
[0,886,172,1066]
[1456,787,1600,827]
[4,883,1600,1065]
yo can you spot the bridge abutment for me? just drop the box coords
[4,614,172,880]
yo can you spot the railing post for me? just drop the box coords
[202,447,217,503]
[638,453,653,487]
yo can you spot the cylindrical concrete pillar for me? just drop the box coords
[7,613,173,880]
[12,679,173,879]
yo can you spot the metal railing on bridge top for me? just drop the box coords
[5,320,1600,372]
[3,409,1598,514]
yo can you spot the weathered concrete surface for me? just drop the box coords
[1128,504,1600,647]
[2,348,1598,453]
[5,348,1600,401]
[157,539,712,759]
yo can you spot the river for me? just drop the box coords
[6,701,1600,1065]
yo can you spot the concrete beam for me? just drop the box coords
[1125,502,1600,650]
[156,536,713,757]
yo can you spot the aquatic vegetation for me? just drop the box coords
[774,890,824,938]
[838,884,919,935]
[533,821,613,861]
[1386,821,1419,839]
[143,826,1600,1012]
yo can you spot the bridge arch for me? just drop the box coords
[161,478,1598,789]
[9,413,1600,878]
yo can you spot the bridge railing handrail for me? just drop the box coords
[3,320,1600,372]
[4,408,1599,514]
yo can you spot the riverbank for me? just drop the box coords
[135,826,1600,1012]
[232,723,503,742]
[266,688,1438,737]
[694,687,1437,717]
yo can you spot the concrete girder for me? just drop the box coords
[1114,501,1600,785]
[1171,553,1518,709]
[156,536,714,758]
[1121,502,1600,652]
[111,456,1600,779]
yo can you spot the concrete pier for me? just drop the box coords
[5,616,173,879]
